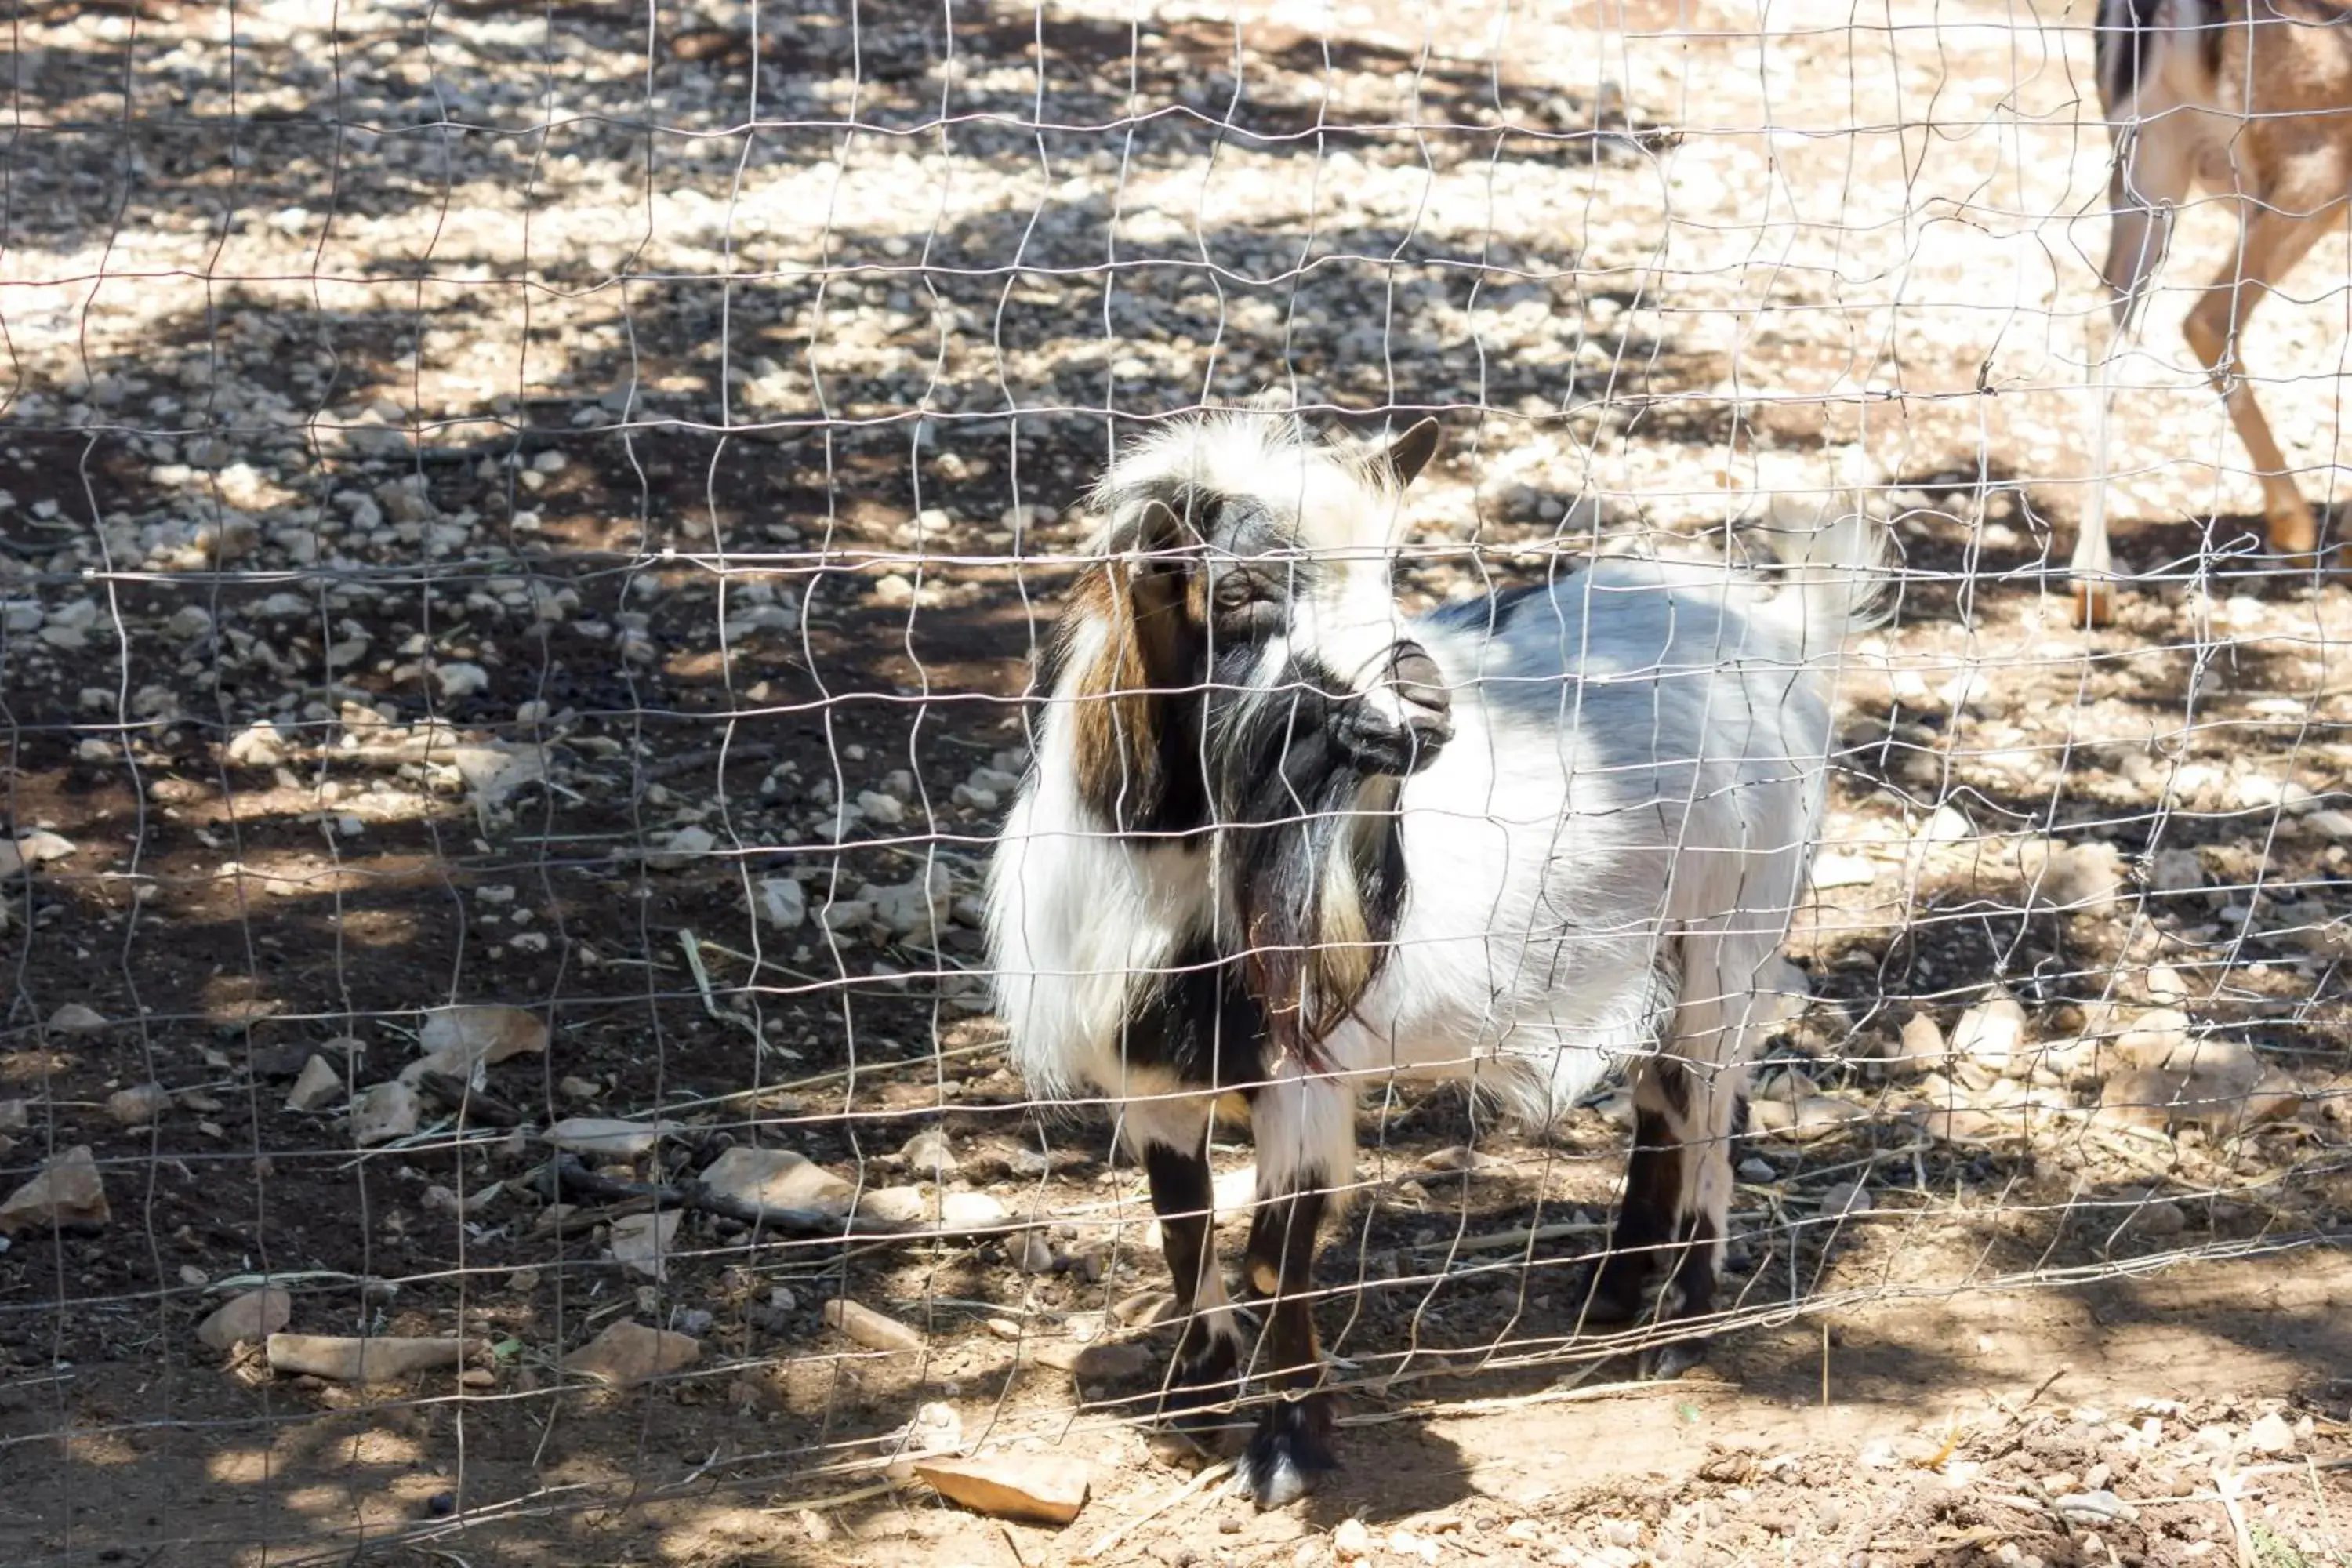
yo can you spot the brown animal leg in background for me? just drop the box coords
[1236,1182,1333,1508]
[2183,203,2330,559]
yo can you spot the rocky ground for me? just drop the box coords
[2,0,2348,1563]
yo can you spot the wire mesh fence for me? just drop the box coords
[2,0,2348,1562]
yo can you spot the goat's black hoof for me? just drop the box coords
[1236,1396,1336,1508]
[1579,1261,1650,1326]
[1635,1334,1713,1381]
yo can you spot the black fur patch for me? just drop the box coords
[1112,938,1270,1094]
[1588,1105,1683,1322]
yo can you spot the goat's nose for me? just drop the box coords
[1387,643,1450,725]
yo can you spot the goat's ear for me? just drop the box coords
[1379,418,1442,489]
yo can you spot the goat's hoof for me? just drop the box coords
[1578,1264,1650,1327]
[1635,1334,1714,1381]
[2071,579,2114,629]
[1236,1396,1336,1509]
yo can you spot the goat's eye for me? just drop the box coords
[1210,572,1283,637]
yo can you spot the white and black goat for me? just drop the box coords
[986,409,1883,1506]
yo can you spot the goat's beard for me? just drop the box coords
[1212,677,1410,1075]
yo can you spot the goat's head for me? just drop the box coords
[1044,408,1452,838]
[1036,407,1450,1063]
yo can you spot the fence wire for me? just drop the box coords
[1,0,2348,1563]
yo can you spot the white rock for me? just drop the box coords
[348,1082,420,1146]
[0,1145,110,1233]
[817,898,874,932]
[225,721,288,767]
[610,1210,682,1279]
[434,662,491,700]
[857,789,907,828]
[646,824,716,869]
[0,829,76,877]
[45,1002,110,1036]
[2246,1410,2296,1455]
[285,1054,344,1112]
[107,1083,171,1127]
[861,866,952,936]
[699,1146,855,1216]
[1951,994,2026,1074]
[756,877,806,929]
[197,1287,292,1352]
[561,1319,700,1388]
[1809,851,1877,889]
[546,1117,675,1160]
[413,1004,548,1079]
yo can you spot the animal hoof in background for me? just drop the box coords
[1635,1334,1713,1381]
[2266,497,2319,559]
[2071,578,2114,630]
[1236,1396,1336,1508]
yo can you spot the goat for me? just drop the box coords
[985,409,1885,1507]
[2074,0,2344,624]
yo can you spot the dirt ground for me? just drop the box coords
[2,0,2349,1563]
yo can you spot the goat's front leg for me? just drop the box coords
[1129,1098,1245,1437]
[1232,1075,1352,1508]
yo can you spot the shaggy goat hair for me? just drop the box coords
[985,408,1885,1507]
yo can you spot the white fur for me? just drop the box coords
[989,414,1883,1214]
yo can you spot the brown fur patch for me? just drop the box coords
[1064,558,1198,827]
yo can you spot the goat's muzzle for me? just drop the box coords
[1334,640,1453,776]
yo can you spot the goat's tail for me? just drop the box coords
[1759,494,1893,652]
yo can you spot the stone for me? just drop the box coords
[913,1454,1090,1526]
[197,1287,292,1352]
[561,1320,702,1388]
[2147,848,2205,896]
[1794,1097,1867,1135]
[0,1145,110,1233]
[698,1146,855,1217]
[2145,964,2190,1004]
[1334,1518,1374,1559]
[348,1081,420,1146]
[285,1055,345,1112]
[267,1334,472,1382]
[2099,1068,2301,1135]
[1809,851,1876,889]
[1819,1181,1873,1216]
[1896,1012,1944,1071]
[857,789,907,828]
[939,1192,1008,1231]
[225,720,288,767]
[822,1298,925,1353]
[898,1126,958,1177]
[45,1003,110,1037]
[2112,1009,2195,1070]
[756,877,806,929]
[2246,1411,2296,1455]
[1951,994,2026,1076]
[856,1186,929,1225]
[434,662,490,700]
[545,1116,675,1160]
[0,829,76,878]
[107,1083,171,1127]
[861,866,952,936]
[416,1004,547,1076]
[1735,1156,1777,1183]
[645,824,716,869]
[610,1210,682,1279]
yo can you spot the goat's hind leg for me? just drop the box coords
[1127,1095,1247,1443]
[1591,941,1761,1377]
